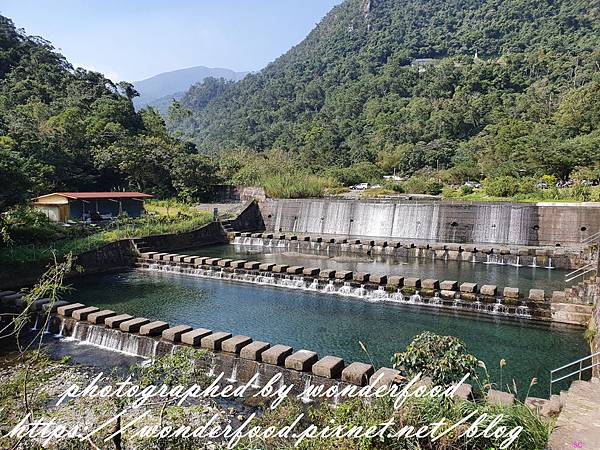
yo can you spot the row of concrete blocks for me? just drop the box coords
[0,290,57,311]
[236,232,565,257]
[138,252,550,301]
[55,302,397,387]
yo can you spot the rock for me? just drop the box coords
[487,389,515,406]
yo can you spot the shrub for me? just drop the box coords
[326,162,383,186]
[260,172,328,198]
[459,184,474,195]
[441,186,459,198]
[482,176,519,197]
[360,188,395,198]
[403,177,444,195]
[391,331,479,384]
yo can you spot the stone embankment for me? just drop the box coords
[136,251,594,327]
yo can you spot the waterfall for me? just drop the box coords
[338,282,353,295]
[300,376,314,404]
[323,280,336,293]
[512,256,522,267]
[251,365,262,388]
[308,279,319,290]
[430,292,442,306]
[529,256,538,268]
[227,360,239,383]
[54,320,65,337]
[31,315,40,331]
[545,257,553,269]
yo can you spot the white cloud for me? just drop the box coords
[72,62,121,83]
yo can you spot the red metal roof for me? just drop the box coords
[33,192,154,200]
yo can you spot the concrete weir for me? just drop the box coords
[135,252,594,327]
[43,306,441,404]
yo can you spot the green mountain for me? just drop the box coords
[170,0,600,180]
[0,16,219,208]
[132,65,248,112]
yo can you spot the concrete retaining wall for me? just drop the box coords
[259,198,600,247]
[138,221,228,252]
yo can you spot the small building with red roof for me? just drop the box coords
[32,192,154,222]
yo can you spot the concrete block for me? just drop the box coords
[105,314,134,329]
[180,328,212,346]
[375,240,388,247]
[140,252,158,259]
[528,289,545,302]
[480,285,497,297]
[217,259,233,267]
[57,303,85,317]
[503,287,520,298]
[319,269,336,279]
[240,341,270,361]
[535,248,548,256]
[42,300,69,313]
[487,389,515,407]
[460,282,478,293]
[335,271,352,280]
[172,255,189,262]
[182,255,199,263]
[480,247,493,254]
[446,243,461,252]
[193,257,210,266]
[151,253,168,260]
[285,350,318,371]
[162,325,193,342]
[353,272,370,283]
[303,267,320,276]
[440,290,457,299]
[244,261,261,270]
[201,331,233,350]
[272,265,289,273]
[286,266,304,275]
[301,235,310,241]
[312,356,345,379]
[259,263,276,271]
[551,291,567,303]
[31,298,51,311]
[119,317,150,333]
[422,279,439,290]
[222,335,252,354]
[229,260,247,269]
[72,306,100,321]
[440,280,458,291]
[404,277,421,288]
[387,276,404,287]
[139,321,170,336]
[205,258,221,266]
[453,383,473,401]
[87,309,117,325]
[0,290,17,298]
[370,367,400,388]
[342,362,375,386]
[370,274,387,285]
[261,344,293,366]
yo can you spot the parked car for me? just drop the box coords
[351,183,369,190]
[464,181,481,188]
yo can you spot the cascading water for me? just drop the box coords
[227,360,239,383]
[140,264,535,320]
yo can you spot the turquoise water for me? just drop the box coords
[185,244,568,293]
[65,270,588,398]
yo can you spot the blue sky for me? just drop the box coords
[1,0,342,82]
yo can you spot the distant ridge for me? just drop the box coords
[133,65,248,112]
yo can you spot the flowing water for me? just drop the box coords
[64,270,588,397]
[184,244,567,292]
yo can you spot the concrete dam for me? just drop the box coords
[259,198,600,246]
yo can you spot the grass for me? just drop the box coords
[260,173,332,198]
[442,185,600,203]
[0,204,212,264]
[360,187,397,198]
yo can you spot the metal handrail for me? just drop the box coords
[582,230,600,244]
[565,268,597,283]
[566,262,595,278]
[550,351,600,395]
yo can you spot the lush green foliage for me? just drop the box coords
[0,16,220,208]
[391,331,479,385]
[169,0,600,188]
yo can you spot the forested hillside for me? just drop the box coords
[170,0,600,187]
[0,16,218,209]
